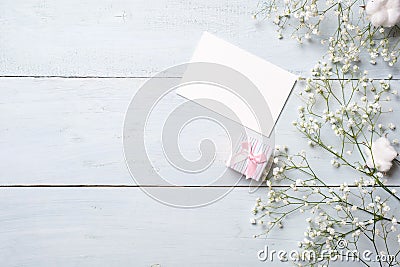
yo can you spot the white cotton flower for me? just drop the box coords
[366,0,400,27]
[365,137,398,172]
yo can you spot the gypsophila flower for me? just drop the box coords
[331,159,340,168]
[253,2,400,265]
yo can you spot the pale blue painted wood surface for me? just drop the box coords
[0,0,399,266]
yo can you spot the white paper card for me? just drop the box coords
[176,32,297,136]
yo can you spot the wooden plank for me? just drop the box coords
[0,78,399,185]
[0,187,398,266]
[0,187,303,267]
[0,0,396,78]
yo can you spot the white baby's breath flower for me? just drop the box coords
[365,137,398,172]
[255,1,400,257]
[335,205,342,211]
[331,159,340,168]
[272,167,280,176]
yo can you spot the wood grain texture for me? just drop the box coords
[0,187,398,266]
[1,78,398,185]
[1,0,400,266]
[0,187,303,267]
[0,0,398,78]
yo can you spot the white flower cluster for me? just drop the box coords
[257,0,400,66]
[253,1,400,264]
[254,163,400,262]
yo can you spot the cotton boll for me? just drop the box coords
[365,137,398,172]
[366,0,382,14]
[366,0,400,27]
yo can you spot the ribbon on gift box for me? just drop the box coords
[229,141,267,179]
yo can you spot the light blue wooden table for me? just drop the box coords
[1,0,399,266]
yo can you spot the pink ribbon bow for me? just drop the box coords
[230,141,267,180]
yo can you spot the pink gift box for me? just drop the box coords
[228,134,273,181]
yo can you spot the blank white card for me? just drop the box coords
[177,32,297,136]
